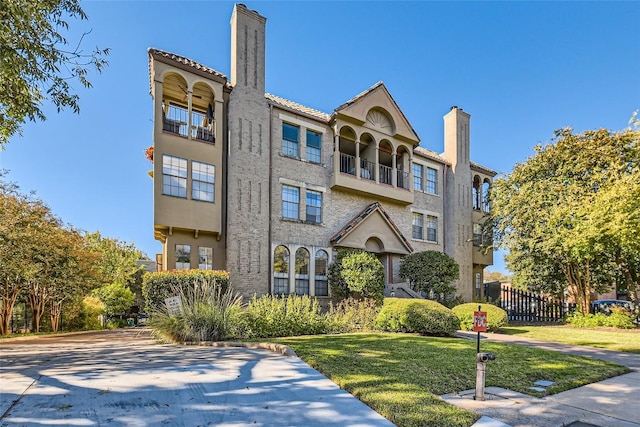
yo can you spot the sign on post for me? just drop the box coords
[165,296,183,317]
[473,310,487,332]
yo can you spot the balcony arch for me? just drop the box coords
[360,133,376,180]
[396,145,411,190]
[378,139,393,185]
[482,179,491,213]
[472,175,481,210]
[338,127,357,176]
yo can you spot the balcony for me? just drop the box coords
[331,153,413,205]
[162,103,215,144]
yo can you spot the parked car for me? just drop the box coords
[136,313,149,326]
[591,299,639,326]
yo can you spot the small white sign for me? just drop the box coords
[165,296,183,316]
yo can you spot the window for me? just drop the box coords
[295,248,310,295]
[282,122,299,158]
[412,213,423,239]
[191,161,215,202]
[413,163,423,191]
[175,244,191,269]
[163,155,187,198]
[426,167,438,194]
[315,250,329,296]
[473,223,483,246]
[198,247,213,270]
[273,245,290,294]
[426,215,437,242]
[282,185,300,220]
[306,130,321,163]
[306,190,322,224]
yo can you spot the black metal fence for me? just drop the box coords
[498,285,575,323]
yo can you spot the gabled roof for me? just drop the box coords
[147,48,229,94]
[329,202,413,254]
[334,82,420,145]
[266,93,331,122]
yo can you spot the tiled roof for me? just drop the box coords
[470,161,498,176]
[148,48,228,80]
[265,93,331,122]
[329,202,413,253]
[414,146,449,164]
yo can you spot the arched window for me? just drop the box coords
[295,248,310,295]
[482,180,491,213]
[273,245,290,294]
[314,250,329,296]
[472,175,481,210]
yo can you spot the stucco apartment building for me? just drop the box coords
[148,4,495,302]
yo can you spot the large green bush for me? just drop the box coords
[374,298,460,336]
[398,251,459,304]
[566,308,636,329]
[452,303,508,332]
[328,249,384,303]
[142,270,229,312]
[238,294,327,338]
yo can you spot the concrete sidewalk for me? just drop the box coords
[444,331,640,427]
[1,329,394,427]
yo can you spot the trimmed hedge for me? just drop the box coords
[452,303,508,332]
[374,298,460,336]
[142,270,229,313]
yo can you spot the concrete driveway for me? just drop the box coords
[0,329,394,427]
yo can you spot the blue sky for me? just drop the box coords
[1,1,638,274]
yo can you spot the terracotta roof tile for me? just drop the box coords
[414,147,449,164]
[148,48,228,80]
[470,161,497,176]
[265,93,331,122]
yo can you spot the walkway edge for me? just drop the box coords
[181,340,298,357]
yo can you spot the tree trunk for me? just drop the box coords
[50,300,63,332]
[0,280,20,335]
[27,282,48,333]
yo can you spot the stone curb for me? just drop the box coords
[180,340,298,357]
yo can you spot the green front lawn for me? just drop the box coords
[273,333,629,427]
[499,325,640,353]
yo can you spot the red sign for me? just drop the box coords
[473,311,487,332]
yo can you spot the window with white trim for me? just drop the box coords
[282,185,300,220]
[198,247,213,270]
[413,163,423,191]
[306,130,321,164]
[273,245,290,294]
[426,167,438,194]
[314,250,329,296]
[426,215,438,242]
[192,161,215,202]
[282,122,299,158]
[412,212,423,239]
[175,244,191,269]
[295,248,310,295]
[162,155,187,198]
[306,190,322,224]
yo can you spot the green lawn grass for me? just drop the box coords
[273,333,629,427]
[499,325,640,353]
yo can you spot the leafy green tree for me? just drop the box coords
[92,282,135,317]
[398,251,459,303]
[328,249,384,303]
[0,0,109,146]
[491,126,640,314]
[84,231,144,286]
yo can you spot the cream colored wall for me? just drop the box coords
[164,230,225,271]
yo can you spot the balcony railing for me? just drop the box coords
[340,153,356,175]
[361,159,375,181]
[379,164,392,185]
[397,170,409,190]
[162,104,215,143]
